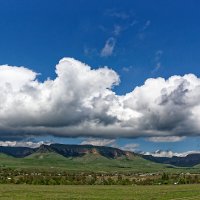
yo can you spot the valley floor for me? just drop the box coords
[0,184,200,200]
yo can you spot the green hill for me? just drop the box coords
[0,150,168,173]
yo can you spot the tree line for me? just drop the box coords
[0,168,200,185]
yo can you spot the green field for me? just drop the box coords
[0,184,200,200]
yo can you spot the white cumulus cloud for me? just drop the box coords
[143,150,200,158]
[0,58,200,140]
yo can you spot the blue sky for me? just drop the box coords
[1,0,200,153]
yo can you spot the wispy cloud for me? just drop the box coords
[81,138,116,147]
[83,46,97,57]
[138,20,151,40]
[105,9,130,20]
[98,9,136,58]
[141,20,151,31]
[147,136,186,143]
[113,25,123,36]
[151,50,163,73]
[100,37,116,57]
[130,20,138,27]
[121,143,139,152]
[122,65,133,72]
[0,141,50,148]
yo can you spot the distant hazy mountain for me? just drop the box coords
[0,146,35,157]
[142,153,200,167]
[0,144,134,159]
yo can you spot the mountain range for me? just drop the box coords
[0,144,133,159]
[0,144,199,169]
[142,153,200,167]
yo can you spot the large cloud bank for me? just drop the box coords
[0,57,200,140]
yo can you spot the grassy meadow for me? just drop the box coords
[0,184,200,200]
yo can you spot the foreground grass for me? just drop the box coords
[0,184,200,200]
